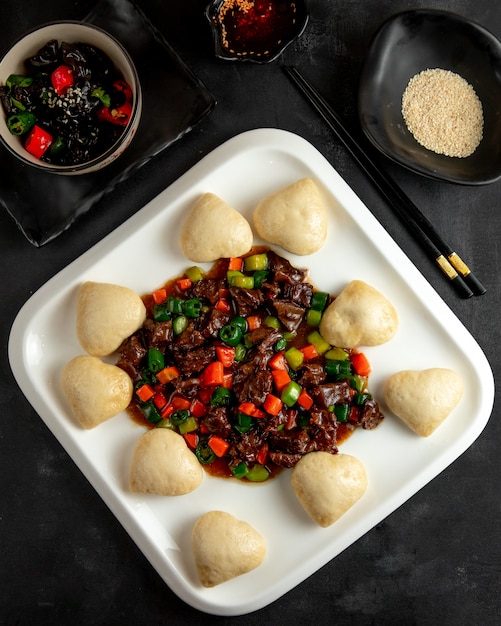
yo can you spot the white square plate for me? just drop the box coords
[8,129,494,616]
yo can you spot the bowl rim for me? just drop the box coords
[0,20,142,174]
[358,8,501,185]
[204,0,310,64]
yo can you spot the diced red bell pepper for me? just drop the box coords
[156,365,180,384]
[216,345,236,368]
[97,101,132,126]
[297,389,314,410]
[136,383,155,403]
[51,65,74,95]
[183,432,199,449]
[25,125,53,159]
[263,393,283,416]
[152,288,167,304]
[113,80,133,102]
[200,361,224,387]
[350,352,372,377]
[176,277,192,291]
[208,435,230,457]
[256,443,268,466]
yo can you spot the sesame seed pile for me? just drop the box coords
[401,68,483,158]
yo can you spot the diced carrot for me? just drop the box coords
[156,365,180,384]
[297,389,313,410]
[199,422,209,434]
[208,435,230,457]
[197,388,213,404]
[216,345,235,368]
[176,277,192,291]
[183,432,199,449]
[264,393,283,416]
[300,343,319,361]
[228,257,243,271]
[136,383,154,402]
[215,298,231,313]
[190,398,206,418]
[200,361,224,387]
[256,443,268,466]
[238,402,266,418]
[272,369,291,392]
[160,404,175,419]
[152,288,167,304]
[153,392,168,410]
[171,395,191,410]
[351,352,372,377]
[246,315,261,331]
[269,350,288,371]
[222,372,233,389]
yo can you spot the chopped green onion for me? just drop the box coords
[153,303,171,322]
[334,404,350,422]
[147,347,165,373]
[325,347,349,361]
[210,386,232,406]
[173,314,188,335]
[234,343,247,362]
[141,402,162,424]
[171,409,189,426]
[183,297,202,318]
[234,411,252,433]
[227,269,244,284]
[253,269,269,288]
[184,266,204,282]
[195,440,216,464]
[178,416,198,434]
[306,308,322,327]
[325,360,352,377]
[246,464,270,482]
[264,315,280,329]
[233,316,248,334]
[219,321,243,346]
[231,461,249,478]
[274,337,287,351]
[281,380,302,407]
[285,346,304,370]
[307,330,331,354]
[310,291,329,311]
[244,253,268,272]
[353,392,372,405]
[232,275,254,289]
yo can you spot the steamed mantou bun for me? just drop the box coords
[192,511,266,587]
[76,281,146,356]
[61,355,133,429]
[319,280,398,348]
[253,178,328,255]
[384,368,464,437]
[130,428,203,496]
[179,192,253,262]
[291,452,367,527]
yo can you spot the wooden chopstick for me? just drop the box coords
[283,65,486,299]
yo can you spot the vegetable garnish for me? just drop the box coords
[0,40,134,166]
[117,249,384,482]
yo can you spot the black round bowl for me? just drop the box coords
[358,9,501,185]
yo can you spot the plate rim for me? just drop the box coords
[8,128,495,615]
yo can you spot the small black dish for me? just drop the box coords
[358,9,501,185]
[206,0,309,64]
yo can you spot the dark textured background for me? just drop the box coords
[1,1,500,624]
